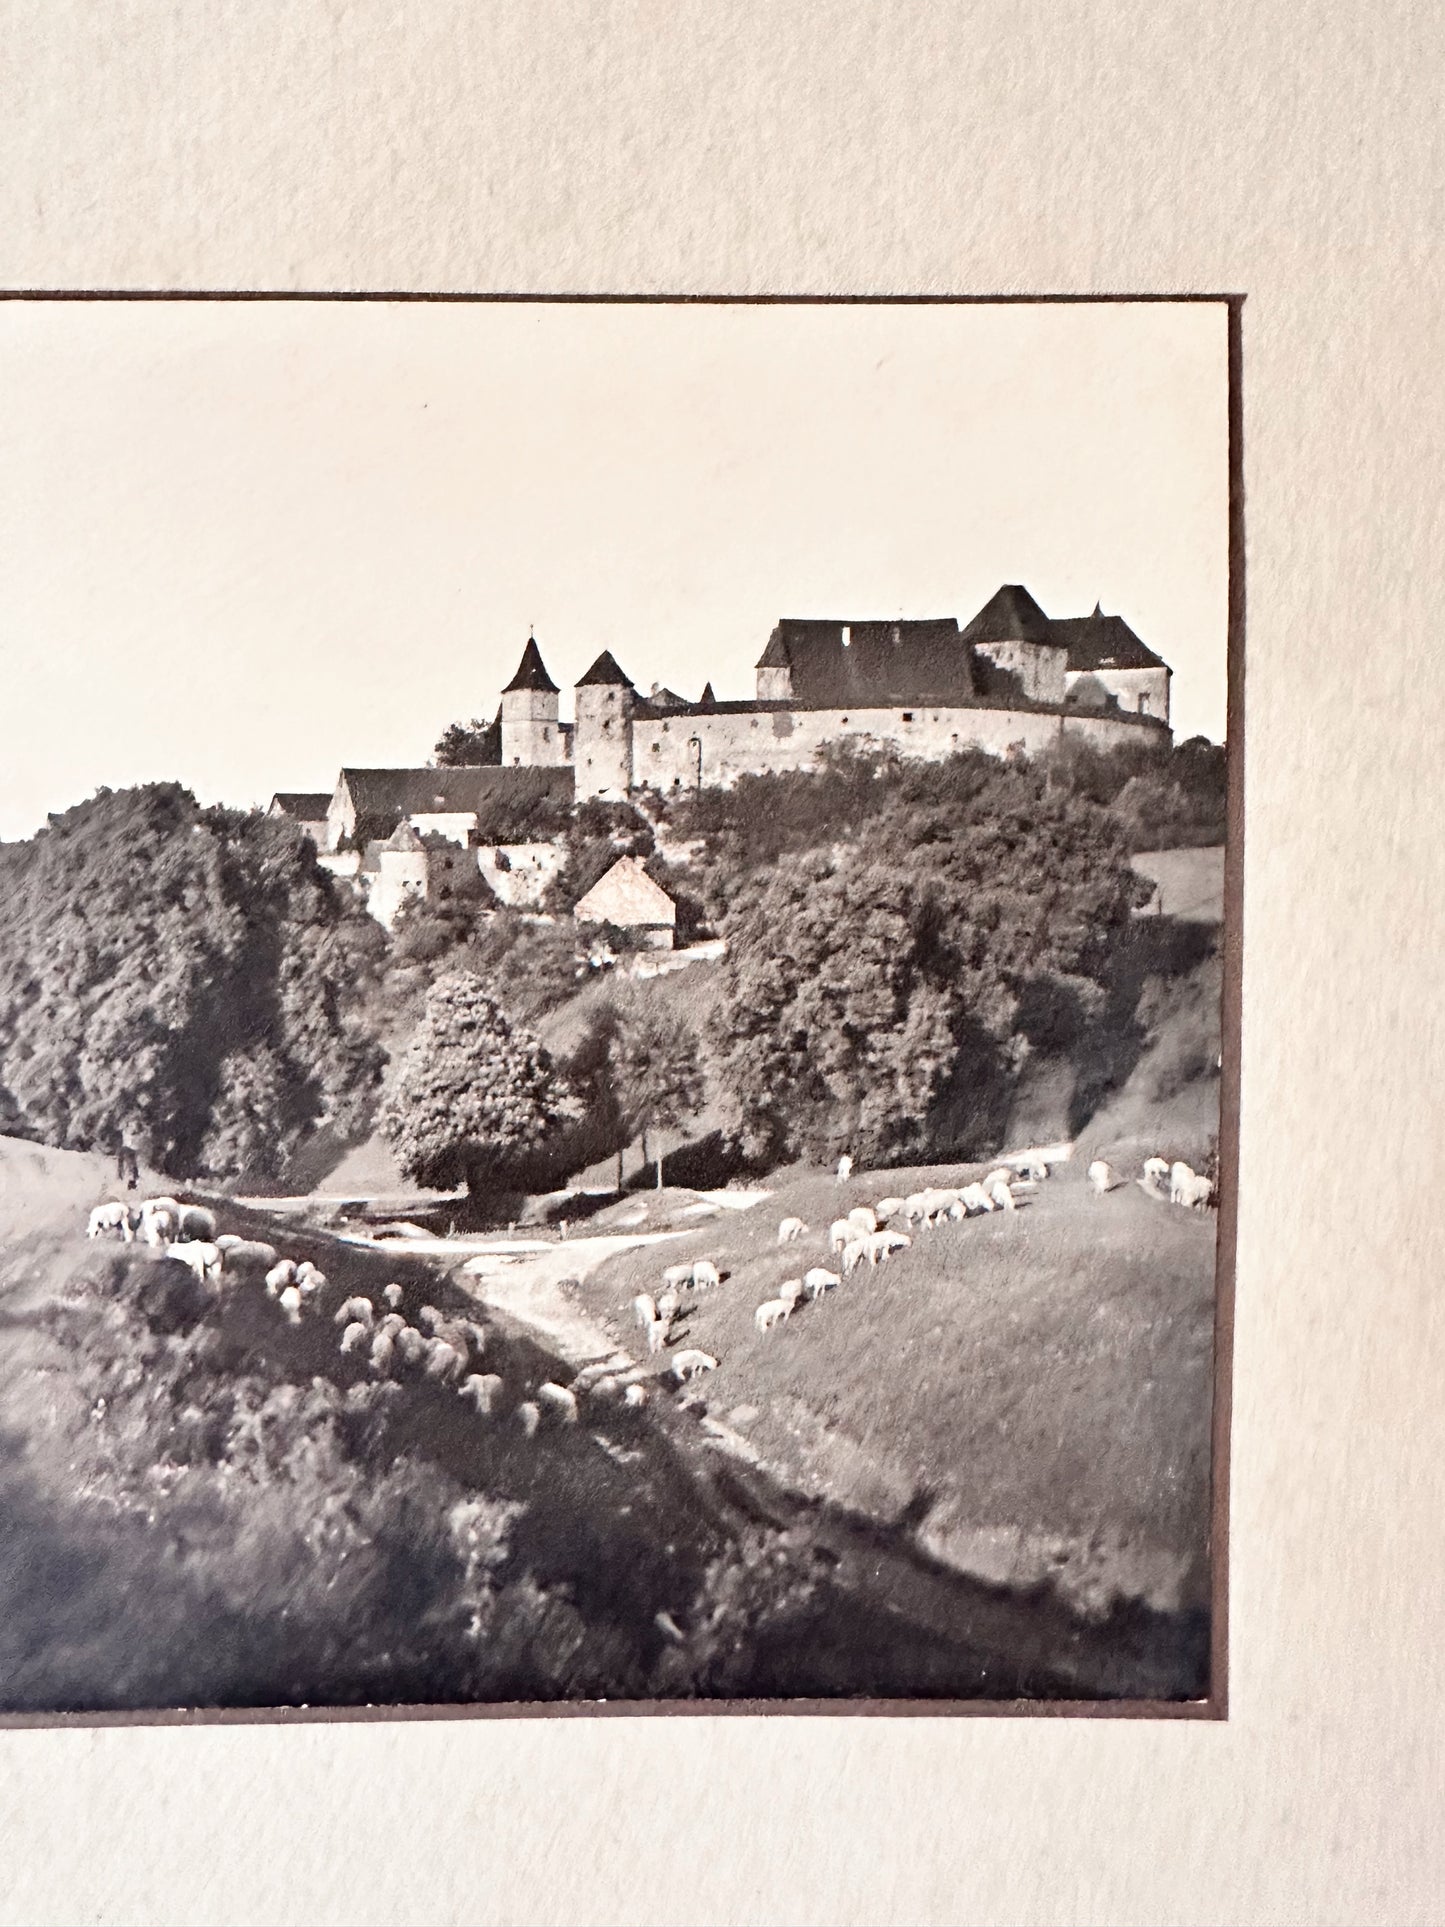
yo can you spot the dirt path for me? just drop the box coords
[453,1230,688,1365]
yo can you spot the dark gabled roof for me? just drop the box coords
[575,649,634,688]
[755,617,973,706]
[338,766,573,817]
[269,791,332,819]
[502,636,559,694]
[647,683,688,710]
[959,585,1062,647]
[1050,606,1169,673]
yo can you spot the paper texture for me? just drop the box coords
[1,3,1441,1921]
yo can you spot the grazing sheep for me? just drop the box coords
[1142,1156,1170,1188]
[987,1178,1016,1212]
[829,1217,856,1254]
[661,1262,694,1289]
[369,1330,396,1375]
[690,1260,720,1291]
[847,1205,879,1236]
[670,1349,718,1383]
[174,1205,216,1241]
[264,1261,297,1298]
[536,1382,579,1424]
[87,1202,129,1241]
[1088,1159,1117,1195]
[633,1291,659,1330]
[294,1261,326,1296]
[458,1372,503,1415]
[655,1288,681,1324]
[219,1239,279,1275]
[278,1285,303,1325]
[777,1276,804,1310]
[1169,1160,1196,1206]
[777,1216,808,1245]
[382,1282,405,1309]
[424,1337,466,1383]
[142,1208,176,1247]
[1178,1171,1215,1210]
[334,1295,375,1329]
[900,1193,930,1226]
[836,1154,853,1184]
[1013,1158,1049,1183]
[841,1238,870,1276]
[140,1197,182,1227]
[623,1383,648,1409]
[515,1400,541,1437]
[213,1234,243,1252]
[958,1183,993,1216]
[982,1168,1013,1191]
[754,1298,792,1333]
[574,1354,634,1390]
[864,1229,911,1265]
[169,1240,222,1284]
[376,1311,407,1340]
[394,1326,428,1367]
[418,1305,443,1331]
[339,1319,370,1355]
[645,1316,671,1355]
[803,1266,841,1299]
[588,1375,621,1403]
[874,1197,905,1221]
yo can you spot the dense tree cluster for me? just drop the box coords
[708,751,1147,1167]
[432,711,502,767]
[0,785,382,1180]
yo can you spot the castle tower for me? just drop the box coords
[958,585,1068,705]
[500,635,564,768]
[755,625,794,701]
[572,650,635,800]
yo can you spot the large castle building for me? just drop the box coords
[500,585,1172,801]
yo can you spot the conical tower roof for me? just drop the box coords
[576,648,634,688]
[959,584,1060,647]
[502,635,559,694]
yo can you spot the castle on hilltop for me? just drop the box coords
[497,585,1171,802]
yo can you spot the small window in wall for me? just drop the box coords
[750,718,758,729]
[512,756,520,767]
[672,775,682,788]
[651,741,660,754]
[542,727,550,741]
[662,721,669,733]
[842,625,851,647]
[603,720,612,734]
[902,711,914,722]
[1137,694,1147,714]
[841,716,849,725]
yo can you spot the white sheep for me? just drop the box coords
[900,1193,930,1226]
[334,1295,375,1329]
[982,1168,1013,1191]
[874,1196,906,1221]
[339,1319,370,1355]
[142,1208,176,1247]
[394,1326,428,1366]
[382,1282,405,1309]
[458,1372,503,1415]
[841,1238,870,1276]
[418,1305,443,1331]
[958,1182,992,1216]
[777,1216,808,1245]
[219,1239,279,1275]
[169,1239,222,1284]
[376,1311,407,1340]
[86,1202,129,1241]
[265,1260,297,1298]
[661,1262,694,1289]
[828,1217,856,1254]
[369,1330,396,1375]
[1179,1171,1215,1210]
[777,1276,804,1310]
[645,1315,671,1355]
[294,1261,326,1296]
[1169,1160,1196,1205]
[633,1291,659,1329]
[836,1154,853,1184]
[516,1399,541,1437]
[1013,1157,1049,1183]
[864,1229,911,1265]
[847,1205,879,1236]
[1088,1159,1115,1194]
[278,1285,303,1325]
[139,1196,181,1227]
[1142,1156,1170,1188]
[802,1266,841,1299]
[424,1337,466,1383]
[655,1288,681,1324]
[987,1178,1016,1212]
[754,1298,792,1333]
[691,1260,720,1291]
[623,1383,648,1409]
[536,1382,580,1424]
[670,1349,718,1383]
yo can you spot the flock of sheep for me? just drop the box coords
[85,1192,646,1440]
[1086,1154,1216,1209]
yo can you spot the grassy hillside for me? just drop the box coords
[576,1153,1217,1620]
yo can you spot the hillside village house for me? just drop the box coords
[573,856,678,950]
[270,586,1174,927]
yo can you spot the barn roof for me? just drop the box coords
[1050,606,1169,672]
[958,584,1062,647]
[754,616,974,706]
[336,766,573,818]
[573,855,677,927]
[575,649,634,688]
[269,791,332,819]
[502,636,559,694]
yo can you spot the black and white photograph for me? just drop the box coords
[0,296,1235,1714]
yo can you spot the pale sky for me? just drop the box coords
[0,300,1229,842]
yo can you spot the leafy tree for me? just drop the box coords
[0,784,383,1181]
[379,972,578,1204]
[432,711,501,767]
[605,992,704,1187]
[708,754,1143,1167]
